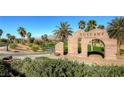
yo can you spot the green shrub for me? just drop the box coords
[0,38,8,43]
[28,43,33,47]
[11,59,23,72]
[34,40,40,45]
[120,49,124,55]
[0,60,10,76]
[29,37,35,43]
[10,57,124,77]
[0,60,23,77]
[31,45,39,51]
[9,43,17,49]
[45,42,56,49]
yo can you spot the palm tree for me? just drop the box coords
[87,20,97,31]
[10,35,15,42]
[87,20,96,49]
[17,27,27,43]
[53,21,73,42]
[78,20,85,29]
[27,32,32,42]
[0,29,3,39]
[6,33,16,43]
[6,33,11,51]
[44,34,48,42]
[97,25,105,29]
[107,17,124,55]
[6,33,16,51]
[41,34,49,47]
[6,33,11,40]
[85,27,90,32]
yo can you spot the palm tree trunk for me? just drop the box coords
[22,37,25,44]
[117,40,121,55]
[6,43,9,51]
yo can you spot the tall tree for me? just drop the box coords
[27,32,31,39]
[41,34,49,47]
[53,21,73,42]
[107,17,124,55]
[6,33,16,51]
[6,33,11,40]
[6,33,15,43]
[87,20,97,31]
[6,33,11,51]
[0,29,3,39]
[10,35,15,42]
[44,34,48,42]
[27,32,32,42]
[97,25,105,29]
[17,27,26,43]
[78,20,85,29]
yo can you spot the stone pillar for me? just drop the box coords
[105,39,117,60]
[81,38,88,57]
[68,36,78,56]
[55,42,64,55]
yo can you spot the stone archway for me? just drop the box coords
[55,29,117,60]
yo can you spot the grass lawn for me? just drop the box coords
[88,45,104,53]
[120,49,124,55]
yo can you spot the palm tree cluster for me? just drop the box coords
[41,34,49,43]
[78,20,105,32]
[17,27,34,43]
[53,20,105,43]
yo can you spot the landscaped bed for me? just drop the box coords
[1,57,124,77]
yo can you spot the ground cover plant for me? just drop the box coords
[6,57,124,77]
[0,59,24,77]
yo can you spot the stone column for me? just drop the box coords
[105,39,117,60]
[81,38,88,57]
[55,42,64,55]
[68,36,78,56]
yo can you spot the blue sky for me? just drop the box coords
[0,16,117,38]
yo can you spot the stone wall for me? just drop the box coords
[55,29,117,60]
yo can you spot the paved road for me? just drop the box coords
[0,51,52,59]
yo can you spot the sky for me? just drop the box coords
[0,16,117,38]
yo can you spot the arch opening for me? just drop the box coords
[87,39,105,58]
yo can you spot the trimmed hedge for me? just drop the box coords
[10,57,124,77]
